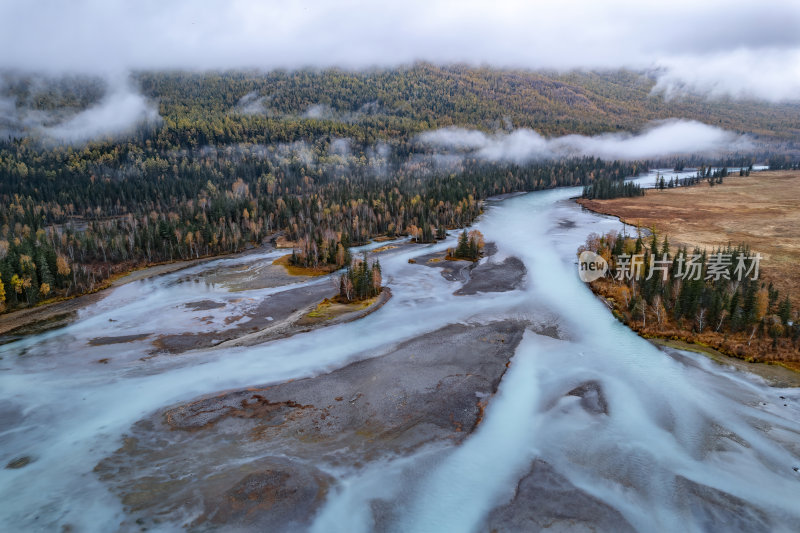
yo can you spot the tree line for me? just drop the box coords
[0,140,637,311]
[582,178,644,199]
[580,231,798,358]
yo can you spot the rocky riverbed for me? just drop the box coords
[413,242,527,295]
[96,320,528,530]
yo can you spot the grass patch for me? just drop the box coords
[372,245,398,253]
[272,254,338,277]
[578,170,800,308]
[444,254,478,262]
[303,295,381,321]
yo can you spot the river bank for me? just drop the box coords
[3,186,800,532]
[588,277,800,376]
[0,255,227,339]
[577,170,800,311]
[0,240,339,340]
[214,288,393,349]
[576,175,800,374]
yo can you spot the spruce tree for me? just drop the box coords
[778,296,792,325]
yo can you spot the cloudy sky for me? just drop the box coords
[1,0,800,101]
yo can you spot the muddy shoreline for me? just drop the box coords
[651,337,800,388]
[90,245,540,529]
[412,242,527,295]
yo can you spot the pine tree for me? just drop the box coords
[728,291,742,332]
[742,282,757,325]
[455,230,469,258]
[778,296,792,325]
[612,233,625,257]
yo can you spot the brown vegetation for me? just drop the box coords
[370,245,397,253]
[272,254,338,277]
[591,277,800,371]
[578,170,800,305]
[297,295,381,325]
[578,171,800,370]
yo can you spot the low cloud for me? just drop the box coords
[301,102,385,122]
[329,138,351,156]
[2,1,799,102]
[302,104,334,120]
[1,73,160,143]
[235,91,270,115]
[418,120,752,162]
[41,77,160,143]
[653,49,800,102]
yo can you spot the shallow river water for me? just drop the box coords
[1,184,798,532]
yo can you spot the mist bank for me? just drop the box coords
[41,79,160,143]
[0,72,160,144]
[3,1,800,102]
[417,120,754,162]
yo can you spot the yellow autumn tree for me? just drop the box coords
[467,229,485,251]
[56,255,71,276]
[755,289,769,321]
[10,274,23,294]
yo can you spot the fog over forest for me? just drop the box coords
[2,1,800,147]
[2,1,800,101]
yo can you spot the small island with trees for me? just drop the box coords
[338,253,382,303]
[447,230,485,261]
[273,235,352,277]
[297,252,390,328]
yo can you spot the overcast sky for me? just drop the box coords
[1,0,799,101]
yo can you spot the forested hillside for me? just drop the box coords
[6,66,800,145]
[144,66,800,144]
[0,65,797,311]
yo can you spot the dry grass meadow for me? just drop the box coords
[579,170,800,306]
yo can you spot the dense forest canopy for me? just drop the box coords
[5,66,800,144]
[0,65,797,311]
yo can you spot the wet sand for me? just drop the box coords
[151,282,337,354]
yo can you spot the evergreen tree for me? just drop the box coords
[778,296,792,325]
[455,230,469,258]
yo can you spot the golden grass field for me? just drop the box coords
[579,170,800,306]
